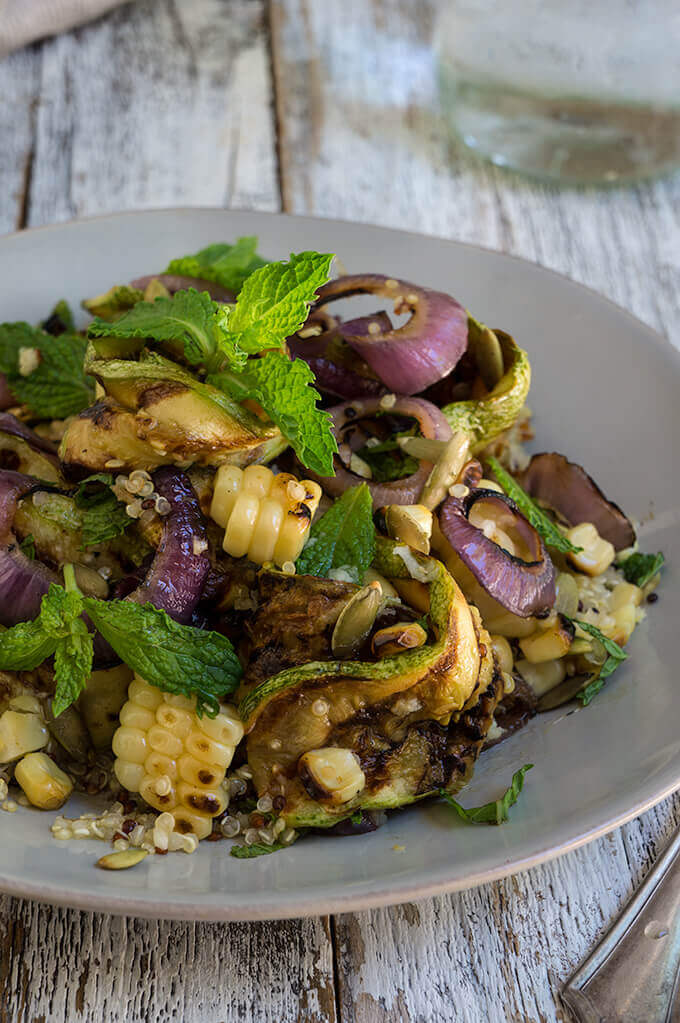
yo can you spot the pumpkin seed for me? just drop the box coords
[468,316,505,390]
[97,849,149,871]
[420,431,470,510]
[331,582,384,659]
[537,674,592,712]
[384,504,432,554]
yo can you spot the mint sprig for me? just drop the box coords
[486,456,582,555]
[74,473,130,547]
[165,237,266,294]
[224,251,333,354]
[230,841,289,859]
[87,288,228,369]
[620,551,664,588]
[0,322,94,419]
[296,483,375,582]
[566,617,627,703]
[217,352,337,477]
[0,570,242,718]
[439,764,533,825]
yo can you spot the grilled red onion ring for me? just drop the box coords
[311,396,451,507]
[288,312,389,400]
[313,274,468,394]
[128,467,210,623]
[130,274,236,305]
[439,489,556,617]
[0,470,58,626]
[517,452,635,551]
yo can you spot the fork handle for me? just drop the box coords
[561,825,680,1023]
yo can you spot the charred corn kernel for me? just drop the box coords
[299,748,366,804]
[0,711,48,762]
[519,617,574,664]
[566,523,616,576]
[113,676,243,840]
[14,752,73,810]
[609,581,643,611]
[212,465,322,566]
[490,634,514,674]
[8,694,42,715]
[483,610,537,638]
[607,604,637,645]
[516,657,567,697]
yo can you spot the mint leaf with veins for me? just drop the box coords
[224,251,333,354]
[439,764,534,825]
[165,236,266,294]
[297,484,375,582]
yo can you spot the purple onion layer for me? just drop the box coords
[128,467,210,623]
[517,452,635,552]
[0,470,58,626]
[439,489,556,617]
[313,274,468,394]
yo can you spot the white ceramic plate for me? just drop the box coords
[0,209,678,921]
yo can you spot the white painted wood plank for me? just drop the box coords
[271,2,680,1020]
[0,47,40,233]
[25,0,280,227]
[0,896,337,1023]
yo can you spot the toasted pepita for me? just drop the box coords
[96,849,149,871]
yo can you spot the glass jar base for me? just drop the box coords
[441,79,680,185]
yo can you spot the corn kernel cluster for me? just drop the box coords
[210,464,322,566]
[112,677,244,840]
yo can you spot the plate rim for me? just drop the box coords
[1,206,678,921]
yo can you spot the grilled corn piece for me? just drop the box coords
[299,748,366,804]
[566,523,616,577]
[15,752,73,810]
[0,710,48,763]
[112,677,244,840]
[210,464,322,566]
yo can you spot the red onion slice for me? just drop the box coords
[288,313,388,400]
[439,489,556,617]
[130,274,236,304]
[128,467,210,623]
[0,470,58,626]
[517,452,635,551]
[313,274,468,395]
[310,396,451,507]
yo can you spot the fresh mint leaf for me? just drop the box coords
[82,285,144,321]
[74,473,130,547]
[439,764,533,825]
[230,841,288,859]
[39,579,94,717]
[82,598,242,716]
[224,251,333,354]
[567,617,627,693]
[350,810,364,825]
[52,615,94,717]
[0,617,56,672]
[19,534,36,559]
[87,289,227,368]
[226,352,337,476]
[620,551,664,588]
[165,237,266,294]
[0,322,94,419]
[576,676,605,706]
[297,484,375,582]
[486,456,582,555]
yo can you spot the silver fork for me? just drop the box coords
[561,824,680,1022]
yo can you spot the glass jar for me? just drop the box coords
[435,1,680,184]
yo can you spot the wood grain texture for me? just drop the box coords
[0,47,40,233]
[25,0,280,227]
[0,896,337,1023]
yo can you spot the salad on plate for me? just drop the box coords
[0,239,664,867]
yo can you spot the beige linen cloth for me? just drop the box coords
[0,0,132,57]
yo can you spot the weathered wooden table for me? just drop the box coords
[1,2,679,1020]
